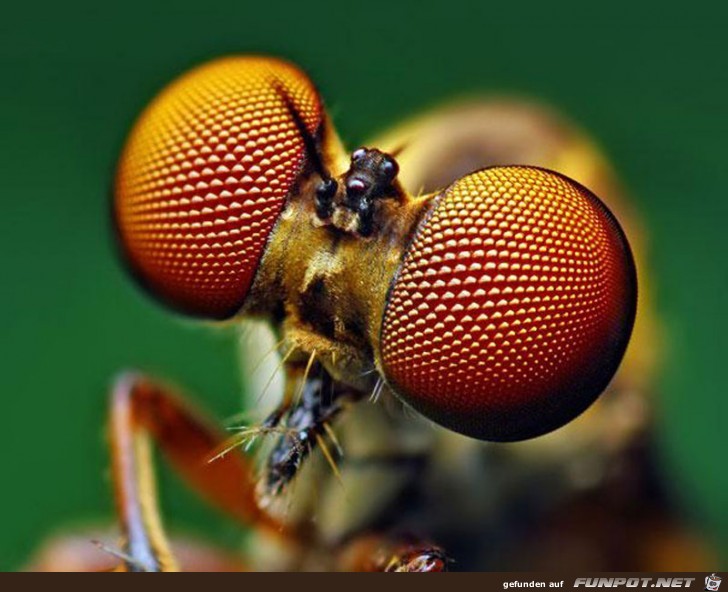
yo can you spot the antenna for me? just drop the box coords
[270,78,332,182]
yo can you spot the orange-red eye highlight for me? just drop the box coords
[114,57,322,319]
[380,166,637,441]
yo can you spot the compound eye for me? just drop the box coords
[115,57,323,319]
[380,166,637,441]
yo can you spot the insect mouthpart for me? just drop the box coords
[256,365,357,504]
[314,147,404,237]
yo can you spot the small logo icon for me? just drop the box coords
[706,574,721,592]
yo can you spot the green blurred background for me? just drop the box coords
[1,0,725,571]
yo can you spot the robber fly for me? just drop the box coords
[31,56,646,572]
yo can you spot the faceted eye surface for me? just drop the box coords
[115,57,322,318]
[380,166,637,441]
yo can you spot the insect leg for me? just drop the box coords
[108,371,290,571]
[26,531,248,572]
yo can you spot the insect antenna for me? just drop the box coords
[270,77,333,184]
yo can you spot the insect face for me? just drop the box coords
[36,58,648,572]
[114,56,637,449]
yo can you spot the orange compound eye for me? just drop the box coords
[114,57,323,319]
[380,166,637,441]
